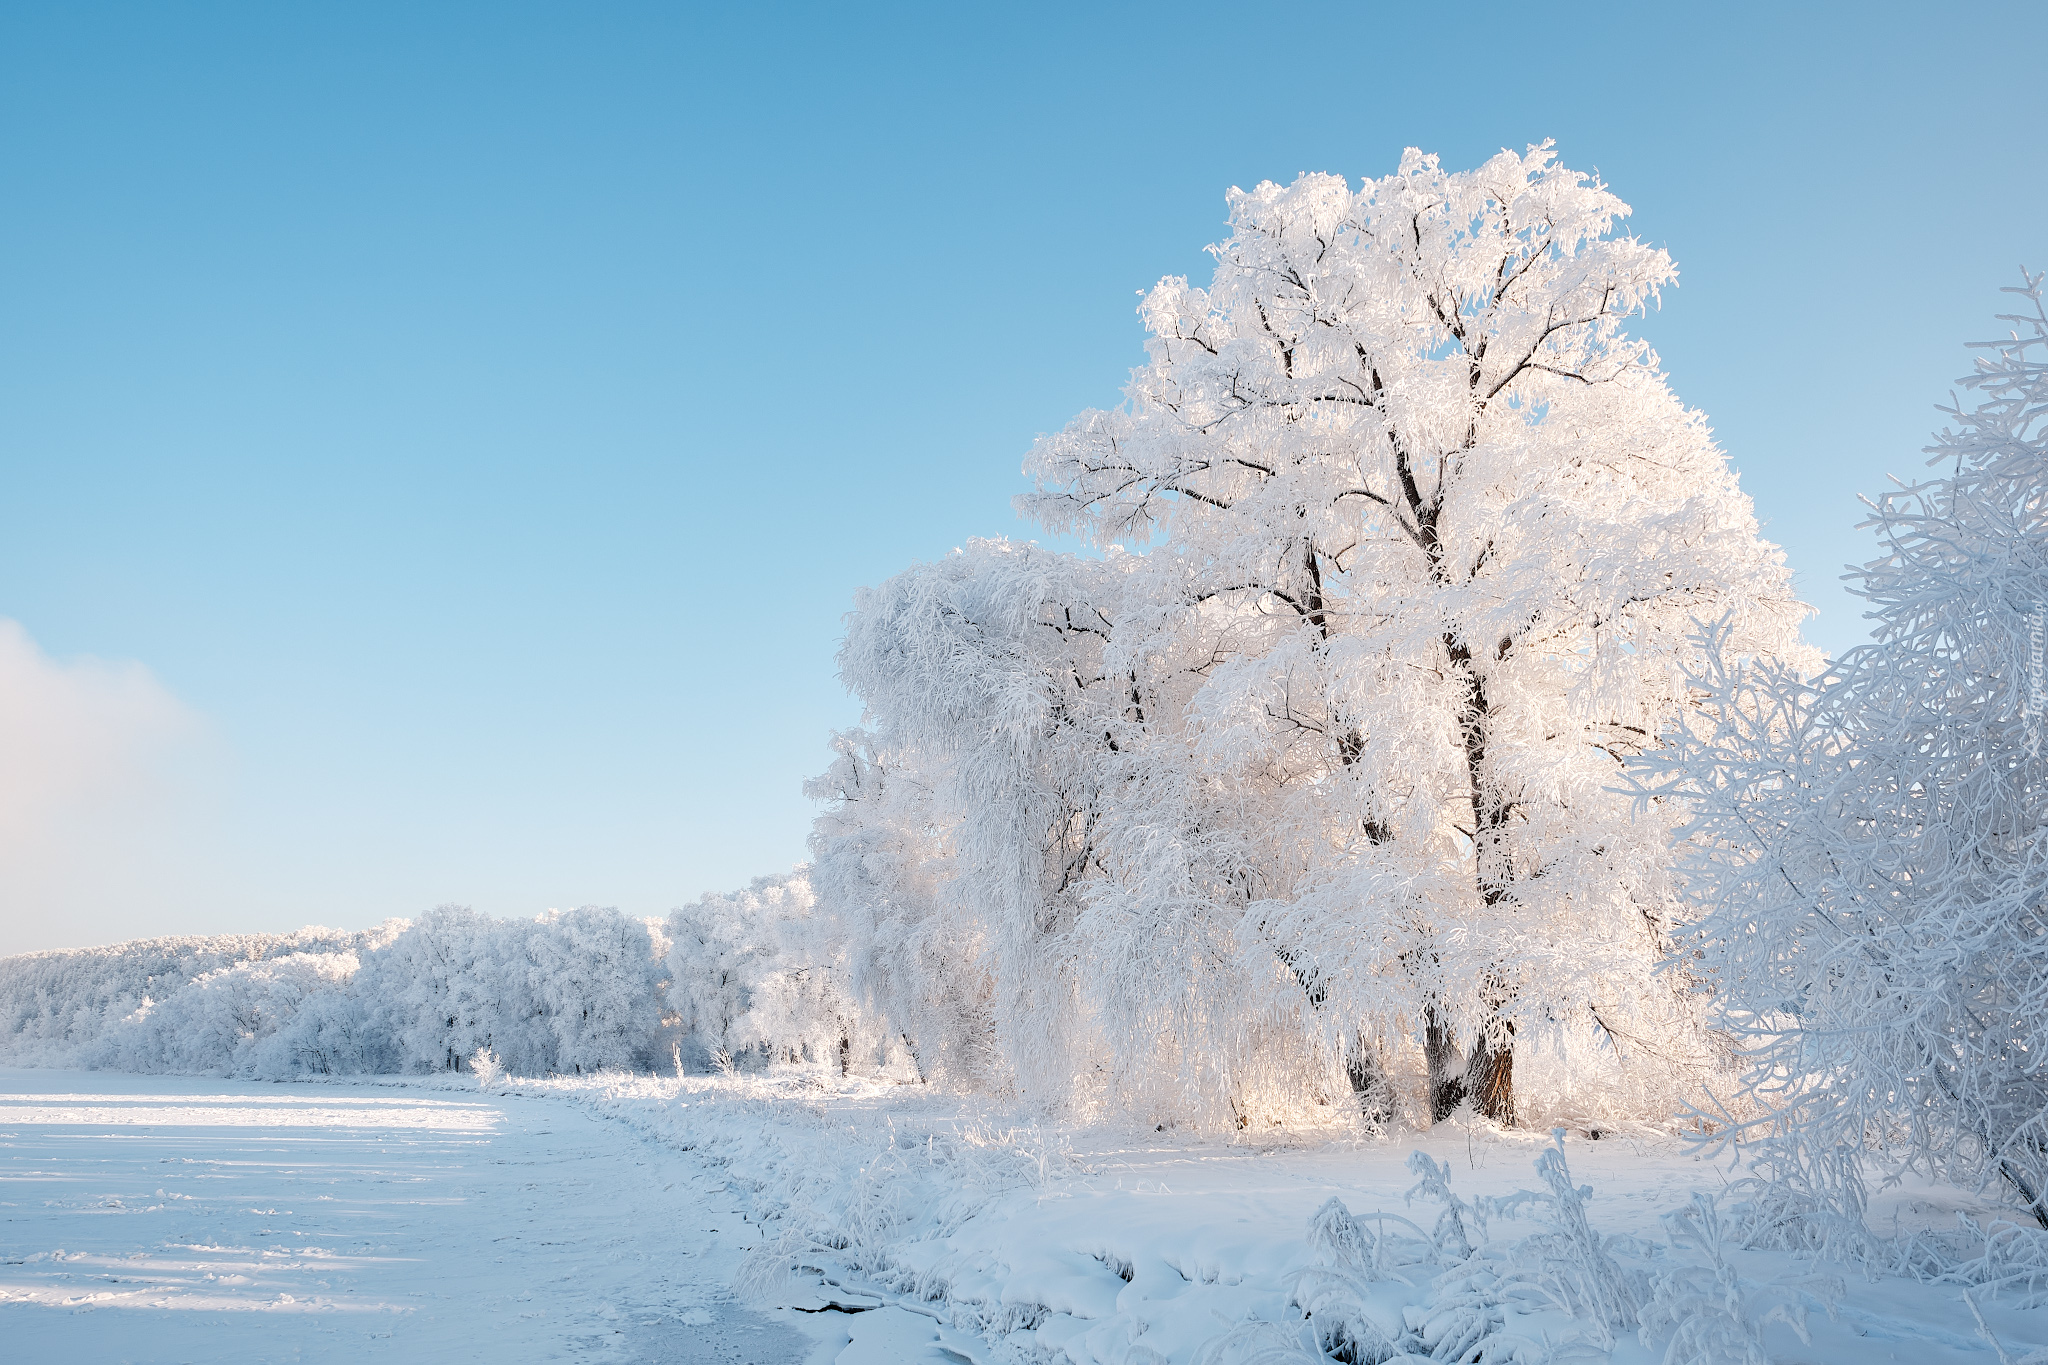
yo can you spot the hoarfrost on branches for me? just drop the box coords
[818,145,1814,1129]
[1645,273,2048,1230]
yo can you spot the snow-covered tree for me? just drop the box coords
[830,541,1133,1102]
[1,910,679,1081]
[828,146,1813,1127]
[1027,145,1812,1125]
[357,905,536,1072]
[805,731,983,1084]
[0,926,366,1067]
[663,892,763,1068]
[1648,274,2048,1222]
[99,950,362,1077]
[664,873,876,1074]
[526,906,666,1074]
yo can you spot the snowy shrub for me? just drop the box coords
[733,1111,1077,1311]
[1235,1137,1839,1365]
[1644,274,2048,1231]
[1634,1194,1834,1365]
[1477,1143,1647,1347]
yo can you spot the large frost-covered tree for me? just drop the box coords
[526,906,665,1074]
[1650,275,2048,1221]
[821,146,1812,1128]
[1018,146,1812,1124]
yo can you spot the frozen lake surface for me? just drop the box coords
[0,1069,841,1363]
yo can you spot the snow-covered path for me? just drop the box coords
[0,1069,817,1364]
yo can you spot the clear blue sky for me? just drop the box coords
[2,2,2041,953]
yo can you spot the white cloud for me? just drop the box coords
[0,620,216,953]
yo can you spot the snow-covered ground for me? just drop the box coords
[6,1067,2046,1364]
[0,1069,938,1363]
[569,1073,2048,1364]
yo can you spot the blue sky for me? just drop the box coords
[2,2,2041,953]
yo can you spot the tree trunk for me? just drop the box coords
[1425,1005,1466,1121]
[1445,629,1517,1126]
[1344,1032,1395,1127]
[1465,1025,1515,1125]
[1276,943,1389,1122]
[900,1033,928,1084]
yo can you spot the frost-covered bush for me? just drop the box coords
[1202,1136,1836,1365]
[1645,275,2048,1227]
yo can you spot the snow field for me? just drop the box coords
[0,1068,834,1363]
[9,1062,2048,1363]
[551,1071,2048,1365]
